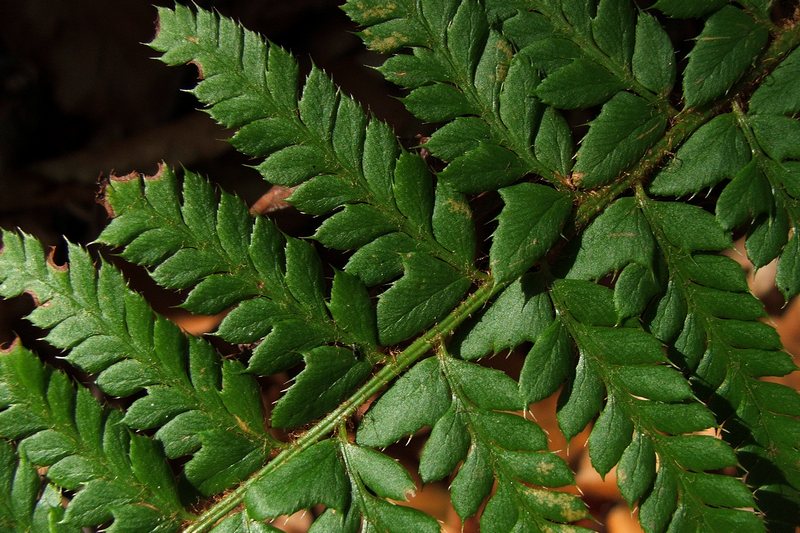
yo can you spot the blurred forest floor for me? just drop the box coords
[0,1,797,532]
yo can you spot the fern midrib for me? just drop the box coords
[182,278,500,532]
[190,35,482,284]
[437,349,559,529]
[29,262,270,448]
[533,1,676,114]
[636,189,791,472]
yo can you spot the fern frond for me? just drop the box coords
[345,0,567,191]
[643,7,798,291]
[356,352,589,529]
[0,231,274,495]
[0,342,187,531]
[147,6,483,347]
[712,48,800,298]
[634,195,800,530]
[100,167,378,427]
[549,278,763,531]
[0,440,67,532]
[345,0,677,191]
[151,6,476,267]
[574,193,799,529]
[244,436,440,532]
[2,2,799,531]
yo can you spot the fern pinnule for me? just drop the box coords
[0,342,187,531]
[0,230,274,496]
[639,194,800,530]
[147,5,489,349]
[0,441,43,530]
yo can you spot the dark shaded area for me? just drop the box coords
[0,0,425,232]
[0,0,422,343]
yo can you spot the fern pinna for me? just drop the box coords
[0,0,799,531]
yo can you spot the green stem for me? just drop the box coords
[574,108,711,226]
[182,278,500,532]
[574,19,800,228]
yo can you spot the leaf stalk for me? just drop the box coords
[183,278,500,532]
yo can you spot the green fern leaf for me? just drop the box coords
[2,2,800,531]
[100,167,380,418]
[722,71,800,297]
[452,272,553,360]
[246,438,438,532]
[638,193,800,530]
[632,13,676,94]
[271,347,371,428]
[749,46,800,115]
[652,0,728,18]
[550,278,763,530]
[346,0,562,191]
[574,92,667,188]
[147,4,479,344]
[0,440,68,532]
[538,58,626,108]
[682,6,768,108]
[356,357,450,447]
[0,343,187,531]
[245,440,349,518]
[777,236,800,298]
[649,113,750,195]
[348,0,689,194]
[357,353,588,528]
[377,253,472,345]
[534,106,574,177]
[519,318,572,404]
[567,197,655,280]
[491,183,572,284]
[0,231,274,495]
[313,443,440,533]
[146,4,476,278]
[715,160,772,230]
[438,142,528,193]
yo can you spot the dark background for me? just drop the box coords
[0,0,430,245]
